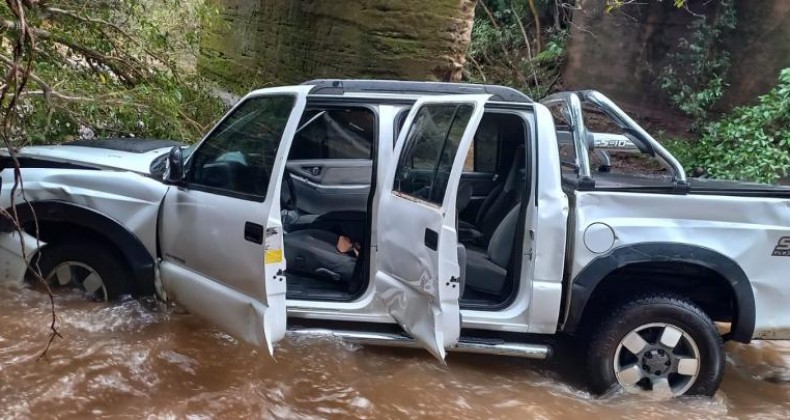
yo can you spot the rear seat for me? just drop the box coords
[464,205,520,297]
[458,145,525,246]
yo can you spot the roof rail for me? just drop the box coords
[301,79,533,103]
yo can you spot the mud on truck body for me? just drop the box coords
[2,80,790,397]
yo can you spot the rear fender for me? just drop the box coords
[564,243,756,343]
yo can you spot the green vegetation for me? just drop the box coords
[465,1,790,184]
[605,0,686,12]
[0,0,227,147]
[463,0,691,99]
[653,1,790,183]
[665,68,790,184]
[657,0,736,123]
[1,0,786,185]
[464,0,571,99]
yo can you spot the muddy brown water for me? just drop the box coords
[2,285,789,419]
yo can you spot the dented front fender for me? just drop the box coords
[0,232,43,285]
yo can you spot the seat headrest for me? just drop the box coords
[456,181,473,212]
[503,145,526,192]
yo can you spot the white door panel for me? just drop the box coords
[376,198,463,359]
[159,261,284,351]
[375,94,490,360]
[160,85,311,354]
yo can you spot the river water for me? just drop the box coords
[1,284,789,419]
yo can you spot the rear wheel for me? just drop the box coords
[32,241,133,302]
[587,294,725,397]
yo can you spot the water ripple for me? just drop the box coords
[1,285,789,418]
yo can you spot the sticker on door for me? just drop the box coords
[265,227,284,264]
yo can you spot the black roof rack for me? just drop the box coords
[301,79,533,103]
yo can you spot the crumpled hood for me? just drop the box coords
[1,138,183,175]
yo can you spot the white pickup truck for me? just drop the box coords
[2,80,790,397]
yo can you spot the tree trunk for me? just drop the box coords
[199,0,477,90]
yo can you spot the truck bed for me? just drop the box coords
[563,172,790,198]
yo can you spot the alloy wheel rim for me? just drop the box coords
[613,322,701,396]
[45,261,108,302]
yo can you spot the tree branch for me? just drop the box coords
[528,0,542,54]
[512,1,539,88]
[0,0,61,358]
[0,19,144,84]
[43,6,173,70]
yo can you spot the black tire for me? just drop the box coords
[587,294,725,397]
[33,241,134,301]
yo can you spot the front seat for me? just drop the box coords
[284,229,357,284]
[283,211,367,287]
[459,145,525,245]
[464,205,520,297]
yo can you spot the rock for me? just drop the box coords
[199,0,477,89]
[563,0,790,111]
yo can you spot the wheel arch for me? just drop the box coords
[563,242,755,343]
[8,200,156,296]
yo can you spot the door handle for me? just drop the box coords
[244,222,264,244]
[302,166,321,177]
[424,228,438,251]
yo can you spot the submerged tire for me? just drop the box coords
[33,241,133,302]
[587,295,725,397]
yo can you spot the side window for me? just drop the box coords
[288,108,374,160]
[187,95,295,199]
[463,117,499,173]
[393,104,474,205]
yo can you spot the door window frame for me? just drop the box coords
[392,103,478,208]
[287,103,378,161]
[183,92,301,202]
[283,100,381,303]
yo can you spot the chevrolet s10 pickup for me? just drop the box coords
[3,80,790,397]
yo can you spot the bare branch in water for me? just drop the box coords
[0,0,61,358]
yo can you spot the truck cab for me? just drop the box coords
[153,82,562,362]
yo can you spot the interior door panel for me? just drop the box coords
[287,159,372,215]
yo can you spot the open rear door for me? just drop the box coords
[159,86,311,355]
[375,94,489,360]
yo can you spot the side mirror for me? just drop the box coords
[163,146,184,184]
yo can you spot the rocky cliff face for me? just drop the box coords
[725,1,790,108]
[563,0,790,110]
[199,0,477,89]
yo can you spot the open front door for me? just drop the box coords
[159,86,311,355]
[375,94,489,360]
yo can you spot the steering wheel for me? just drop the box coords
[281,167,298,211]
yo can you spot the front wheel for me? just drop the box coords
[587,295,725,397]
[32,241,134,302]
